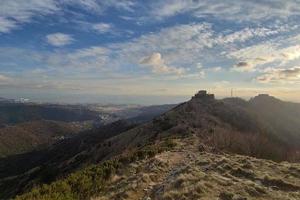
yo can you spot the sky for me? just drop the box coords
[1,0,300,104]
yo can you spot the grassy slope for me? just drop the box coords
[17,135,300,200]
[0,121,136,199]
[95,135,300,200]
[15,139,176,200]
[0,120,86,157]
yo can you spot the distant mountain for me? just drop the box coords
[2,91,300,199]
[0,102,102,158]
[249,94,300,146]
[222,94,300,147]
[0,102,174,159]
[0,120,92,157]
[127,104,177,123]
[90,104,177,123]
[0,102,99,126]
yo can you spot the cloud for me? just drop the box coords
[0,74,11,81]
[46,33,74,46]
[257,67,300,83]
[92,23,113,33]
[0,74,12,85]
[70,0,136,12]
[209,66,222,72]
[112,23,215,69]
[233,61,255,72]
[140,52,185,75]
[195,63,221,74]
[3,21,294,79]
[216,27,289,44]
[0,17,18,33]
[150,0,300,22]
[0,0,135,33]
[0,0,59,33]
[46,46,110,69]
[112,22,293,74]
[229,40,300,72]
[280,46,300,61]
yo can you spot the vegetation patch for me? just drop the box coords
[219,191,234,200]
[261,175,300,192]
[15,138,177,200]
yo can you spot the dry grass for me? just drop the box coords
[94,135,300,200]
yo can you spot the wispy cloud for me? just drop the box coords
[92,23,113,34]
[0,74,12,85]
[0,0,59,33]
[39,46,110,71]
[111,22,293,75]
[46,33,74,46]
[0,74,11,81]
[257,67,300,83]
[0,17,18,33]
[0,0,136,33]
[149,0,300,22]
[230,42,300,72]
[2,22,297,81]
[111,23,215,69]
[216,26,291,44]
[69,0,136,12]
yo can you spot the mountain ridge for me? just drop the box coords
[1,91,300,199]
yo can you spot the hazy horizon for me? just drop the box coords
[2,90,300,105]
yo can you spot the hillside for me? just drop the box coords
[0,102,99,126]
[15,134,300,200]
[0,102,173,158]
[0,120,137,199]
[1,91,300,199]
[93,136,300,200]
[223,94,300,147]
[0,120,91,157]
[249,94,300,146]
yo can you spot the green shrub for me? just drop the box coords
[15,138,176,200]
[16,160,119,200]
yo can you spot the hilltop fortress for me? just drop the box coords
[192,90,215,100]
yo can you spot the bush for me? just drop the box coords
[16,138,177,200]
[16,160,119,200]
[153,117,173,131]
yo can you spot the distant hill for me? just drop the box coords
[0,120,136,198]
[249,94,300,146]
[1,91,300,199]
[0,102,99,126]
[0,120,91,157]
[0,102,101,158]
[0,102,174,159]
[223,94,300,147]
[127,104,176,123]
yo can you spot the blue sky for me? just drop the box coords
[1,0,300,104]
